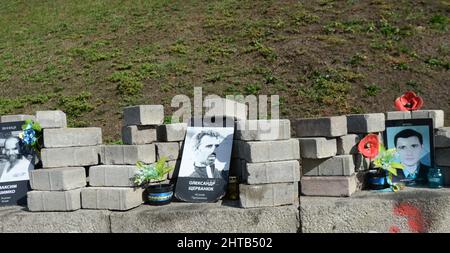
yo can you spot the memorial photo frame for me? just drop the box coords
[384,118,434,185]
[174,116,234,203]
[0,121,35,206]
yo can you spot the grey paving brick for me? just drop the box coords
[293,116,347,137]
[157,123,187,142]
[122,125,157,145]
[298,137,337,159]
[81,187,143,211]
[235,139,300,163]
[301,174,357,197]
[155,142,180,160]
[89,165,139,187]
[385,111,412,120]
[436,148,450,167]
[243,160,300,184]
[337,134,360,155]
[436,128,450,148]
[1,114,35,123]
[43,127,102,148]
[411,110,445,128]
[41,146,100,168]
[36,110,67,128]
[27,189,81,211]
[100,144,155,165]
[235,119,291,141]
[347,113,385,133]
[30,167,86,191]
[302,155,355,176]
[123,105,164,126]
[239,183,297,208]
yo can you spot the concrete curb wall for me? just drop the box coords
[301,188,450,233]
[0,202,299,233]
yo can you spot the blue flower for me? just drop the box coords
[23,128,37,145]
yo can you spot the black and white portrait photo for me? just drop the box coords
[0,121,35,206]
[0,136,34,183]
[178,127,234,180]
[175,126,234,203]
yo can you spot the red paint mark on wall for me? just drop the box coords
[389,226,400,233]
[389,203,426,233]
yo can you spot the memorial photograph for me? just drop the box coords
[177,127,234,180]
[0,121,35,206]
[384,119,434,185]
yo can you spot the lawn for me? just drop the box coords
[0,0,449,141]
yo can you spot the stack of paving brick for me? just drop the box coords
[294,114,385,197]
[82,105,166,211]
[231,119,300,208]
[27,110,97,211]
[156,122,187,181]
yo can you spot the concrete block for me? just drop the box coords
[81,187,143,211]
[29,167,86,191]
[385,111,412,120]
[36,110,67,128]
[100,144,155,165]
[203,97,247,121]
[155,142,180,160]
[123,105,164,126]
[302,155,355,176]
[166,160,181,180]
[346,113,385,133]
[411,110,445,128]
[121,125,157,145]
[0,205,110,232]
[354,153,371,172]
[89,165,138,187]
[337,134,360,155]
[1,114,35,123]
[235,119,291,141]
[239,183,297,208]
[236,139,300,163]
[157,123,187,142]
[110,203,299,233]
[41,146,100,168]
[436,149,450,167]
[301,174,357,197]
[300,188,450,233]
[298,137,337,159]
[293,116,347,137]
[27,189,81,211]
[243,160,300,184]
[435,128,450,148]
[43,127,102,148]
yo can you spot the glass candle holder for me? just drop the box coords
[428,168,443,188]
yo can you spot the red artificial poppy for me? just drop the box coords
[358,134,379,159]
[394,91,423,111]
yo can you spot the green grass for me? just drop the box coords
[430,14,449,31]
[364,84,382,97]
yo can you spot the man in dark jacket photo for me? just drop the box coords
[393,129,430,185]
